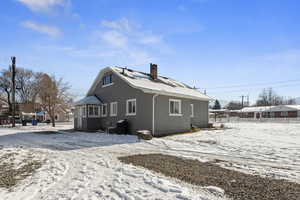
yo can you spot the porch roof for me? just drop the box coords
[74,96,103,106]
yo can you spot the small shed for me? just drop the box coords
[74,96,103,130]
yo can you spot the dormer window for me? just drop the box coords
[102,74,113,87]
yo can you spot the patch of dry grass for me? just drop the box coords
[0,152,42,189]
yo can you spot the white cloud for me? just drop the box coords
[17,0,68,12]
[100,30,128,47]
[101,18,131,32]
[38,18,165,66]
[99,18,164,46]
[21,20,62,37]
[96,18,166,64]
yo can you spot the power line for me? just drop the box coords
[197,79,300,90]
[206,82,300,94]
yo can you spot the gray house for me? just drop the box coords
[74,64,212,136]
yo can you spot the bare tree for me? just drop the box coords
[0,70,12,113]
[38,74,71,127]
[256,88,284,106]
[0,68,43,115]
[15,68,41,103]
[281,97,296,105]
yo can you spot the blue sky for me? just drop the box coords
[0,0,300,105]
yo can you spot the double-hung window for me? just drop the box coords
[126,99,136,116]
[102,74,113,87]
[88,105,100,117]
[101,104,108,117]
[190,104,194,118]
[110,102,118,116]
[82,106,86,118]
[169,99,182,116]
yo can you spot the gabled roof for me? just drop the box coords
[87,66,213,101]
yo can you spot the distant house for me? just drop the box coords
[74,64,212,136]
[240,105,300,119]
[43,105,73,122]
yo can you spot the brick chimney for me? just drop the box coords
[150,63,158,80]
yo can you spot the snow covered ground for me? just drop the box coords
[0,122,299,200]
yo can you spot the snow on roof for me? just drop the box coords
[74,96,103,106]
[21,112,45,116]
[285,105,300,110]
[241,105,300,112]
[88,66,213,101]
[209,109,229,112]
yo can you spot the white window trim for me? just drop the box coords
[102,82,114,88]
[88,105,100,118]
[126,99,137,116]
[190,104,194,118]
[169,99,182,116]
[101,104,108,117]
[110,102,118,117]
[102,74,113,87]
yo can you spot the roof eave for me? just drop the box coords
[141,88,213,101]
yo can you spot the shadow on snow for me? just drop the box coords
[0,131,138,151]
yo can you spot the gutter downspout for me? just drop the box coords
[152,94,159,136]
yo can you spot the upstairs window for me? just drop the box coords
[169,99,182,116]
[126,99,136,116]
[88,105,100,117]
[102,74,113,86]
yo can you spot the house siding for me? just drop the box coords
[154,95,209,136]
[92,71,153,134]
[190,100,209,127]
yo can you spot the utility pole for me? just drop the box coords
[240,95,245,108]
[247,95,249,106]
[11,57,16,127]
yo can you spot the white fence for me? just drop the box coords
[210,117,300,123]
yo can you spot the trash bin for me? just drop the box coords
[22,120,27,126]
[116,119,129,134]
[32,120,38,126]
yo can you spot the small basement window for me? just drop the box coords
[101,104,108,117]
[110,102,118,116]
[102,74,113,87]
[169,99,182,116]
[126,99,136,116]
[88,105,100,117]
